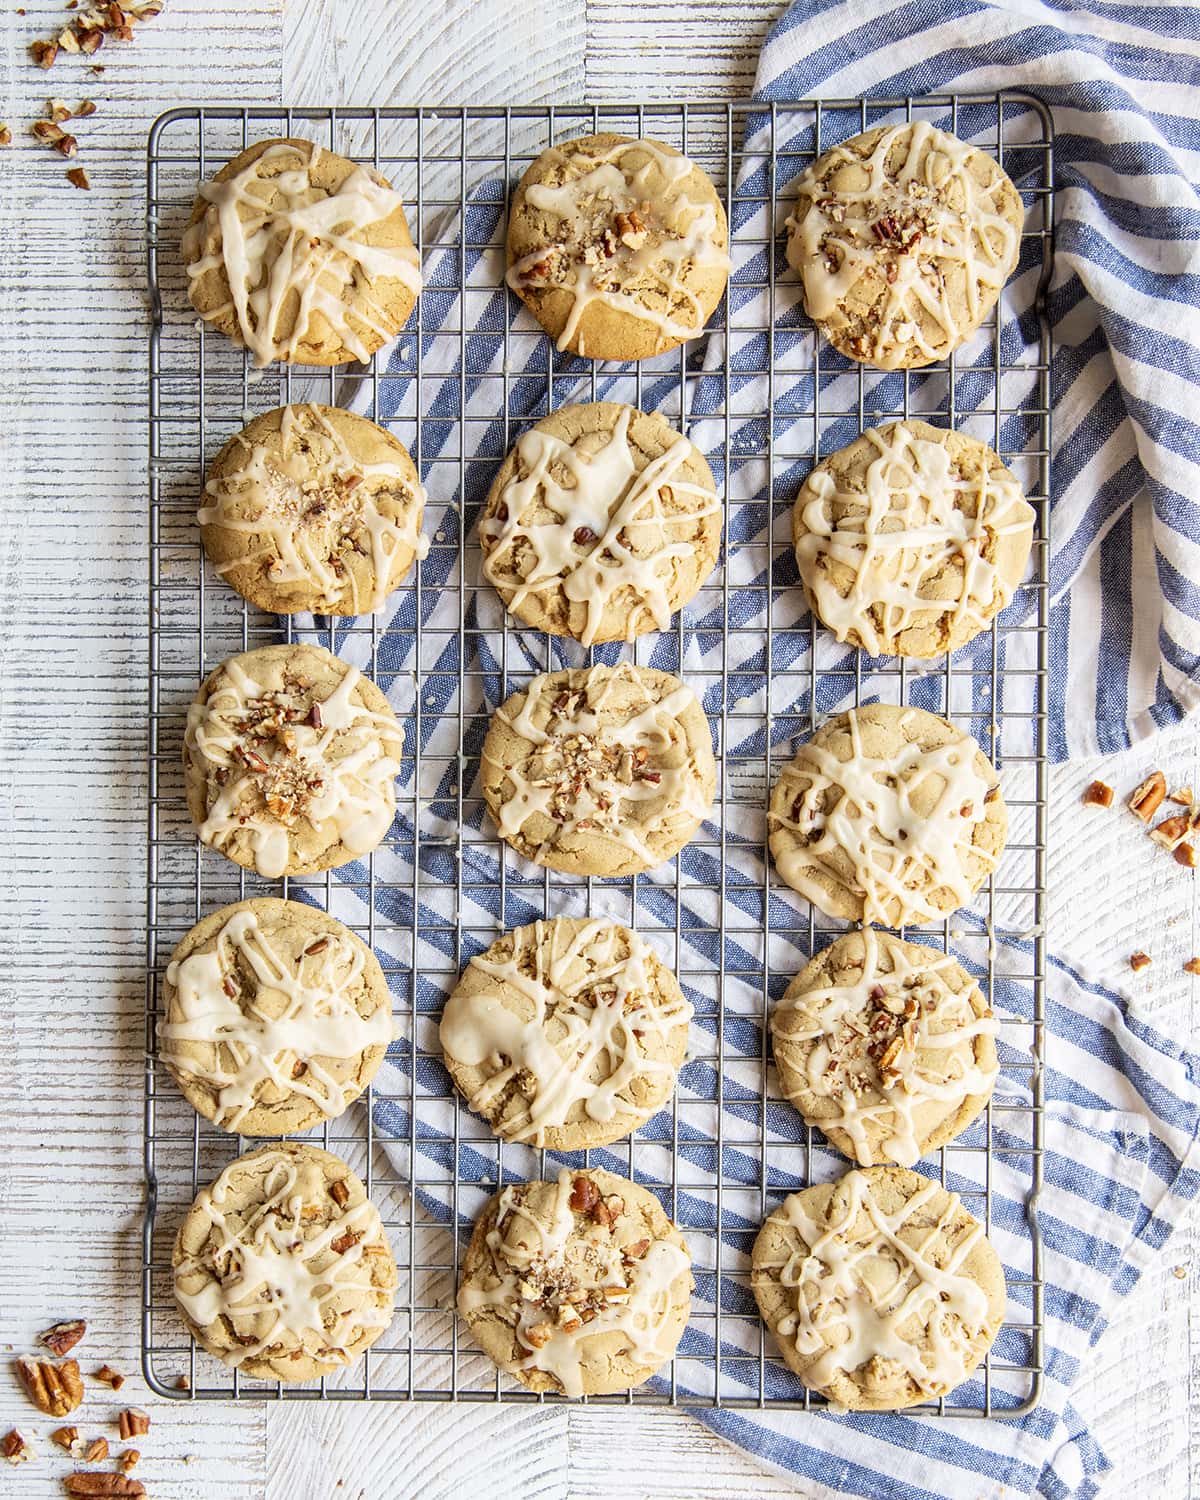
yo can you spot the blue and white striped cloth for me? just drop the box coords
[297,5,1200,1495]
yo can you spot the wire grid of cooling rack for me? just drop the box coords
[143,97,1052,1413]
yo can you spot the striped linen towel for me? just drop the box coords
[290,6,1200,1495]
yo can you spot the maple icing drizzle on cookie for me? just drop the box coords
[440,919,692,1146]
[507,137,730,353]
[481,406,721,646]
[174,1150,393,1369]
[163,908,395,1130]
[488,665,713,866]
[185,654,402,878]
[786,122,1021,367]
[771,709,999,925]
[797,425,1033,654]
[763,1172,995,1399]
[200,405,429,614]
[457,1169,690,1398]
[772,930,999,1167]
[183,141,421,367]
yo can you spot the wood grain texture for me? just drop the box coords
[0,0,1194,1497]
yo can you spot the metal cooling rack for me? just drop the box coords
[143,97,1052,1414]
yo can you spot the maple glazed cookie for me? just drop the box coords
[751,1166,1006,1410]
[481,663,716,877]
[440,917,692,1150]
[794,420,1035,658]
[507,133,730,360]
[173,1143,397,1382]
[479,401,722,646]
[785,121,1024,369]
[767,704,1006,926]
[201,404,428,616]
[457,1167,692,1397]
[183,643,403,878]
[771,929,999,1167]
[182,137,421,367]
[160,898,394,1136]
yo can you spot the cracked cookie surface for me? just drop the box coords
[507,133,729,361]
[751,1165,1005,1409]
[201,404,427,616]
[457,1167,692,1396]
[161,897,394,1136]
[172,1143,397,1383]
[440,916,691,1150]
[793,419,1035,658]
[481,662,716,877]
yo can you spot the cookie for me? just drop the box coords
[481,663,716,877]
[160,898,394,1136]
[457,1167,692,1397]
[506,133,730,361]
[785,121,1023,369]
[200,404,428,616]
[771,929,999,1167]
[182,137,421,367]
[793,420,1035,657]
[767,703,1006,926]
[440,917,691,1150]
[751,1166,1006,1409]
[183,643,402,878]
[173,1143,397,1382]
[479,402,721,646]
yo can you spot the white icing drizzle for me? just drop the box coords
[182,140,422,367]
[162,907,396,1130]
[200,404,428,614]
[480,405,721,646]
[489,664,712,867]
[770,708,1000,925]
[457,1169,690,1398]
[796,425,1033,654]
[507,136,730,352]
[763,1171,996,1400]
[786,122,1021,367]
[185,653,402,878]
[174,1150,393,1369]
[440,919,692,1146]
[772,929,999,1167]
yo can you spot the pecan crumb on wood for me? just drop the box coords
[1081,780,1113,808]
[52,1426,80,1452]
[1174,842,1198,869]
[117,1409,149,1440]
[93,1364,124,1390]
[40,1318,87,1356]
[1128,770,1167,822]
[2,1429,31,1464]
[1183,958,1200,976]
[1129,951,1152,974]
[84,1437,109,1463]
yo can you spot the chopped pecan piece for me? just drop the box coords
[2,1429,30,1463]
[63,1477,146,1498]
[1081,780,1113,808]
[1184,957,1200,976]
[622,1238,651,1262]
[525,1322,553,1349]
[1150,813,1192,851]
[84,1437,109,1463]
[568,1176,600,1214]
[16,1356,83,1416]
[117,1410,149,1440]
[1128,770,1167,822]
[329,1178,350,1208]
[330,1230,361,1255]
[1174,842,1198,869]
[119,1451,140,1473]
[67,163,91,189]
[40,1318,87,1356]
[51,1426,79,1452]
[93,1364,124,1390]
[1129,951,1152,974]
[31,39,59,67]
[1170,786,1194,805]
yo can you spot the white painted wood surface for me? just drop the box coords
[0,1,1194,1497]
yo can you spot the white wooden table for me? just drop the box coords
[0,1,1195,1495]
